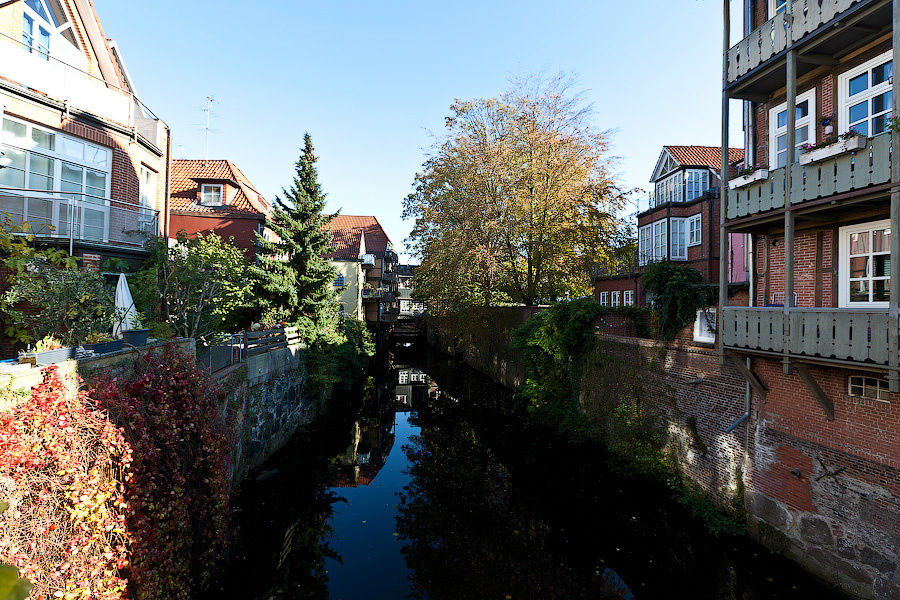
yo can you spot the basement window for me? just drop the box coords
[693,309,716,344]
[848,376,890,402]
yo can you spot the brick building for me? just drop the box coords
[718,1,900,597]
[0,0,169,271]
[168,159,273,258]
[323,215,399,329]
[593,145,748,310]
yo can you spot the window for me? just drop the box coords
[839,219,891,308]
[200,184,223,206]
[769,90,815,168]
[599,291,609,306]
[839,51,893,138]
[654,172,683,205]
[688,214,702,246]
[685,170,710,201]
[653,220,667,261]
[139,166,157,209]
[638,224,652,265]
[0,116,112,240]
[693,309,716,344]
[670,218,687,260]
[769,0,787,16]
[848,375,890,402]
[623,290,634,306]
[333,274,344,287]
[611,291,621,307]
[22,0,55,60]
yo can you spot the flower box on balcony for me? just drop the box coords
[729,169,768,189]
[20,346,77,366]
[799,134,867,165]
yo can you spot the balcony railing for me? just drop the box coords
[0,31,163,147]
[727,132,891,220]
[592,252,640,279]
[727,0,871,85]
[636,187,720,213]
[0,189,159,248]
[362,288,385,300]
[721,307,892,367]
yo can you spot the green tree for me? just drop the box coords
[133,231,253,339]
[403,74,630,308]
[641,261,715,341]
[253,134,338,340]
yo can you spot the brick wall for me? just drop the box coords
[754,228,837,307]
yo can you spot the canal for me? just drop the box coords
[208,346,845,600]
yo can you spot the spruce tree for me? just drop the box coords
[253,133,338,339]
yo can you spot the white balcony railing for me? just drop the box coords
[0,188,158,249]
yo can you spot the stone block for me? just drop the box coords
[860,546,897,574]
[800,516,834,547]
[751,492,790,529]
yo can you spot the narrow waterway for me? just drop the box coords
[208,346,845,600]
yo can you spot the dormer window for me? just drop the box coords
[22,0,79,61]
[200,184,224,206]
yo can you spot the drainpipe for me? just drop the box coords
[164,125,172,240]
[726,357,752,433]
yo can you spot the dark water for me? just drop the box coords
[208,347,845,600]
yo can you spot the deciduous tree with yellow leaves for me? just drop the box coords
[403,74,629,309]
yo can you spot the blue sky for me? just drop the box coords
[94,0,744,259]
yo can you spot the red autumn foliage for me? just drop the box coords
[0,344,233,600]
[0,365,131,600]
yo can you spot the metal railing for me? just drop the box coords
[362,288,385,300]
[721,306,892,366]
[0,188,159,250]
[727,132,891,220]
[592,252,640,279]
[727,0,871,84]
[0,30,163,145]
[197,333,242,373]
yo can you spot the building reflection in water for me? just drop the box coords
[332,365,431,489]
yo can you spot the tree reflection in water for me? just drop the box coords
[396,396,629,600]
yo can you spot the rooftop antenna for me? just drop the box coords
[201,95,217,162]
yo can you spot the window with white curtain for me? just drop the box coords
[670,218,687,260]
[599,292,609,306]
[611,291,620,307]
[839,219,891,308]
[638,224,652,265]
[623,290,634,306]
[652,220,667,261]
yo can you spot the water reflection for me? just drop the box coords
[210,350,844,600]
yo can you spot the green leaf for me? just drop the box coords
[0,564,33,600]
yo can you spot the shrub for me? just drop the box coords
[640,261,715,340]
[92,344,232,600]
[0,366,132,600]
[3,263,118,346]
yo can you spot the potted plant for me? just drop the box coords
[19,336,75,366]
[122,312,150,347]
[730,163,768,188]
[799,129,868,165]
[82,331,124,356]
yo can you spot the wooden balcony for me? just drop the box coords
[726,132,891,222]
[725,0,889,98]
[721,307,892,368]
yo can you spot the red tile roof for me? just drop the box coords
[664,146,745,171]
[323,215,392,261]
[170,159,271,218]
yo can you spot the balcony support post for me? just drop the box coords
[783,45,797,376]
[890,0,900,393]
[719,0,731,365]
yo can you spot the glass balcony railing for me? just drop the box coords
[0,188,159,249]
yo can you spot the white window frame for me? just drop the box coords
[769,0,787,16]
[654,171,683,205]
[684,169,710,202]
[838,219,891,308]
[1,115,112,242]
[847,375,890,403]
[769,89,815,169]
[139,165,157,209]
[693,309,717,344]
[200,183,224,206]
[687,214,702,247]
[599,291,609,306]
[638,224,652,266]
[670,217,687,261]
[837,50,893,138]
[611,291,621,307]
[652,220,667,262]
[623,290,634,306]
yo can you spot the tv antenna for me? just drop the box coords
[201,95,218,161]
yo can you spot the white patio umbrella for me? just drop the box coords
[113,273,136,338]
